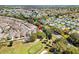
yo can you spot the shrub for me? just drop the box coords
[30,33,37,42]
[67,32,79,47]
[37,32,46,40]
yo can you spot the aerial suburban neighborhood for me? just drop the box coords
[0,5,79,54]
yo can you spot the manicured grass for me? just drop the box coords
[28,42,43,54]
[0,40,44,54]
[0,41,33,54]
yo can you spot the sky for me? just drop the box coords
[0,5,79,9]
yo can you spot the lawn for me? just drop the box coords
[28,42,43,54]
[0,40,43,54]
